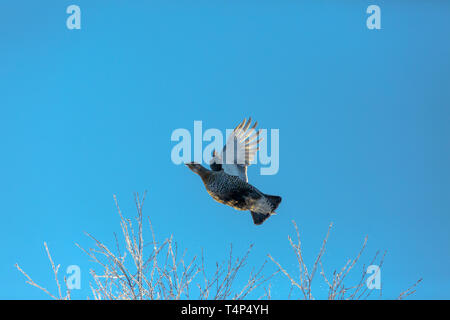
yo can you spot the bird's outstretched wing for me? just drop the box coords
[210,117,262,182]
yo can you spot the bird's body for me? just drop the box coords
[185,118,281,225]
[203,167,279,211]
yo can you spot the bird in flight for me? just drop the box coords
[186,118,281,225]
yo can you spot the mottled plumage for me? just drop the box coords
[186,118,281,225]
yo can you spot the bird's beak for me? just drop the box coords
[185,162,199,173]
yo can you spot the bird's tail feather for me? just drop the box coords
[251,211,271,225]
[265,194,282,212]
[251,195,281,225]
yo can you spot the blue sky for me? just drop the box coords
[1,1,449,299]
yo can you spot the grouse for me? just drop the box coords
[186,118,281,225]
